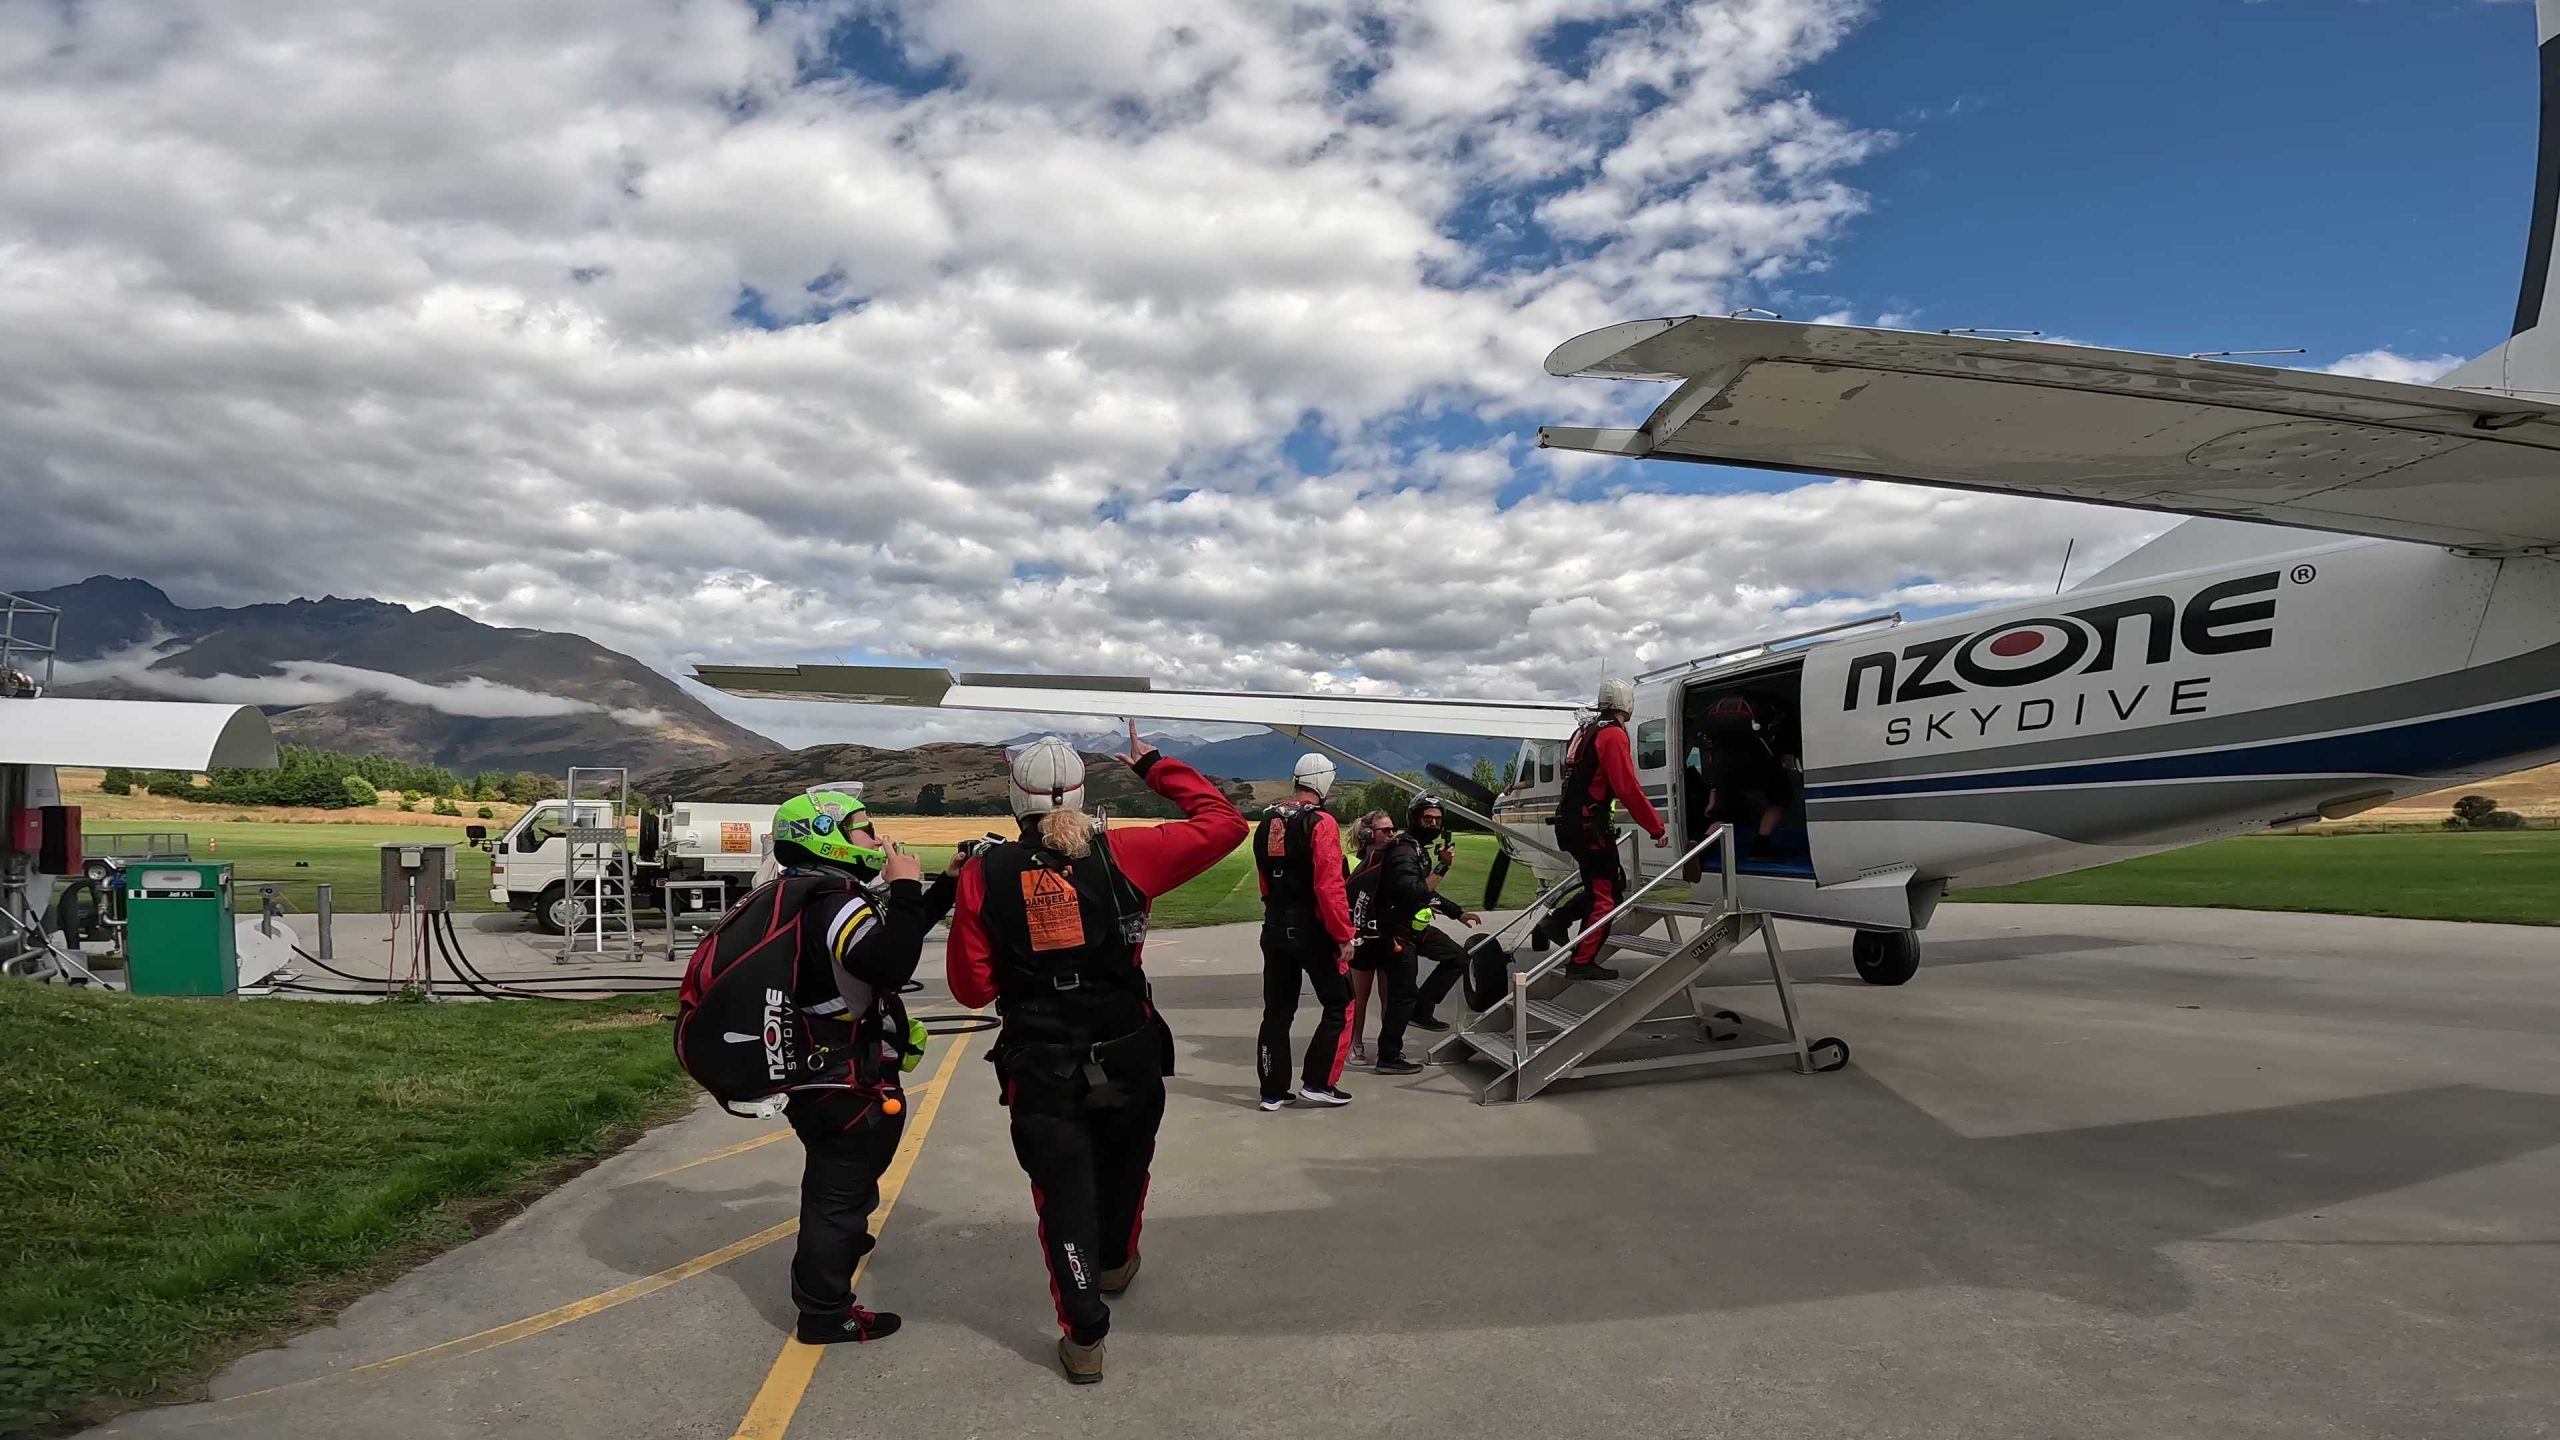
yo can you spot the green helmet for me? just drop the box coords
[772,782,886,873]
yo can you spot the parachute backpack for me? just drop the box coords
[673,873,911,1117]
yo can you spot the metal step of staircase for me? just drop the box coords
[1438,891,1833,1099]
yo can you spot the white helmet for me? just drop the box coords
[1597,678,1635,716]
[1009,736,1086,817]
[1293,752,1337,799]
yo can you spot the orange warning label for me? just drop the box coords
[720,822,753,853]
[1020,870,1087,952]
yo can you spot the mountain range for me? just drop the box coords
[14,576,778,776]
[998,728,1517,783]
[8,575,1527,785]
[639,741,1255,815]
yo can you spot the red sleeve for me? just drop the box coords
[944,860,998,1010]
[1308,811,1353,943]
[1106,755,1250,898]
[1598,725,1664,836]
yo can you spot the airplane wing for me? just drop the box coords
[1538,317,2560,556]
[691,663,1583,741]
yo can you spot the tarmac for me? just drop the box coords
[83,904,2560,1439]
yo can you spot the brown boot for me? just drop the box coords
[1058,1334,1106,1384]
[1099,1254,1140,1296]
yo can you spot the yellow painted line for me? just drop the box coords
[728,1032,976,1440]
[628,1127,793,1182]
[625,1083,937,1184]
[223,1218,802,1405]
[224,1050,971,1409]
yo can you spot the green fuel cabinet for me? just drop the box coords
[123,861,237,996]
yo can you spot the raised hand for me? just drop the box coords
[1115,716,1157,768]
[881,841,923,885]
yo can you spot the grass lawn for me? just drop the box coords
[1956,829,2560,926]
[0,984,693,1434]
[78,813,2560,936]
[78,819,510,917]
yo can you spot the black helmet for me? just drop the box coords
[1406,794,1446,837]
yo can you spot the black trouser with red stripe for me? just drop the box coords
[1258,910,1350,1097]
[1007,1073,1165,1345]
[1568,840,1625,968]
[785,1089,906,1321]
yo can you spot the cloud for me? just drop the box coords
[0,0,2193,751]
[2320,349,2469,385]
[56,642,670,729]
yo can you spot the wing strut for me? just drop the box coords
[1276,726,1567,866]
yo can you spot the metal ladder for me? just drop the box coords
[1431,825,1849,1103]
[556,766,642,959]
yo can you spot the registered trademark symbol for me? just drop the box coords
[2289,564,2317,585]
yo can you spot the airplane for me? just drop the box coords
[698,0,2560,996]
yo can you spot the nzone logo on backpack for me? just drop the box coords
[674,876,904,1118]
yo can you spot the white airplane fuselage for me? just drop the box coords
[1495,535,2560,931]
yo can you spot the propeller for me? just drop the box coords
[1423,763,1500,813]
[1423,762,1518,905]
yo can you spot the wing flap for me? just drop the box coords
[1540,318,2560,554]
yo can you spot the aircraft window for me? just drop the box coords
[1636,719,1667,769]
[1536,742,1558,785]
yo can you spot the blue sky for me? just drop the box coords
[5,0,2550,749]
[1801,0,2532,363]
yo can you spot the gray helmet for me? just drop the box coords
[1597,678,1635,716]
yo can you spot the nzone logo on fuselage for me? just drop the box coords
[1842,571,2279,747]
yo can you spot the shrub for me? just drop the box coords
[433,797,462,817]
[2446,794,2528,831]
[98,768,135,796]
[477,806,495,820]
[145,771,197,798]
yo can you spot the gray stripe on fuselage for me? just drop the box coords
[1806,638,2560,788]
[1808,776,2380,845]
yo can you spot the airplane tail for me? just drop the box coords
[2441,0,2560,395]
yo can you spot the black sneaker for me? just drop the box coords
[796,1306,902,1344]
[1406,1013,1451,1033]
[1373,1056,1424,1075]
[1297,1084,1354,1106]
[1563,962,1618,982]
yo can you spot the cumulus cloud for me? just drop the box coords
[0,0,2181,749]
[56,643,670,729]
[2321,349,2469,385]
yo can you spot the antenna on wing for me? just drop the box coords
[2054,537,2076,595]
[2185,348,2306,361]
[1940,327,2042,339]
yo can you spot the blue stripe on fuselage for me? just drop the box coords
[1806,691,2560,801]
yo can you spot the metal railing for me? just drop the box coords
[1511,825,1736,1070]
[0,591,60,694]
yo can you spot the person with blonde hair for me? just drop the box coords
[1342,809,1398,1066]
[945,720,1246,1385]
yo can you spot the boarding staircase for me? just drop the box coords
[1430,826,1849,1103]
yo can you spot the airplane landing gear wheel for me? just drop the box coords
[1851,929,1919,986]
[1809,1036,1851,1072]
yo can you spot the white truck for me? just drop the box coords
[486,799,772,932]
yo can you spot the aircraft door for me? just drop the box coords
[1632,713,1674,876]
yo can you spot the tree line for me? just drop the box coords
[98,745,572,813]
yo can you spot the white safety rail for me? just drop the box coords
[1434,824,1850,1102]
